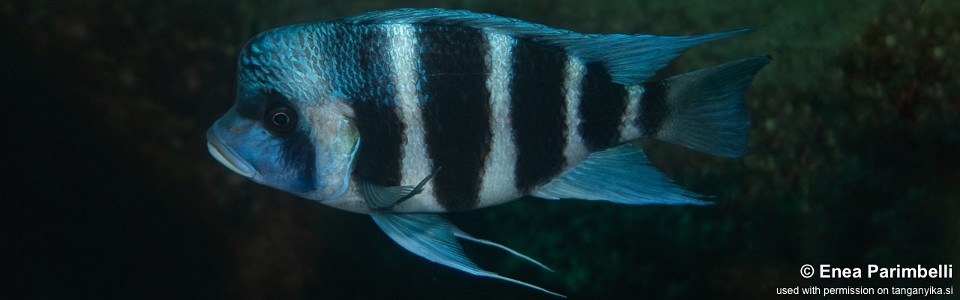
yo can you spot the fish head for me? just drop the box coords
[207,28,359,201]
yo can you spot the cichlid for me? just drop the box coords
[207,8,769,296]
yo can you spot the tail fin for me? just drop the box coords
[646,56,770,157]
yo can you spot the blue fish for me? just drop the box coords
[207,8,769,296]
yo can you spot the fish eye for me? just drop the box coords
[263,103,298,133]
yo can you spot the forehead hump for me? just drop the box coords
[238,25,335,107]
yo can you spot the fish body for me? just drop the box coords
[207,8,768,296]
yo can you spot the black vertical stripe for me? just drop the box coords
[638,81,669,137]
[418,25,491,211]
[510,39,567,193]
[264,89,317,192]
[578,62,627,150]
[348,26,404,186]
[280,130,317,192]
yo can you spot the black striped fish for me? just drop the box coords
[206,8,769,297]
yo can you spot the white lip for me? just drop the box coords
[207,140,255,178]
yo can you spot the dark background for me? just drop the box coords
[3,0,958,299]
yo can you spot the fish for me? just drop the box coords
[206,8,769,297]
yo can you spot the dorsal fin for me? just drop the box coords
[342,8,749,85]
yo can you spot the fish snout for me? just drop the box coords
[206,127,256,178]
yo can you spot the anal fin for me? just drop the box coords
[533,143,710,205]
[371,213,564,297]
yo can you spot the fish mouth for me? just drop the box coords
[206,129,255,178]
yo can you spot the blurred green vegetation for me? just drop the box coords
[3,0,957,299]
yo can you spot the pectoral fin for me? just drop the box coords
[360,168,440,210]
[370,213,564,297]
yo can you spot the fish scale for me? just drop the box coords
[207,8,770,297]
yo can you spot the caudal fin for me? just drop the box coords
[643,56,770,157]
